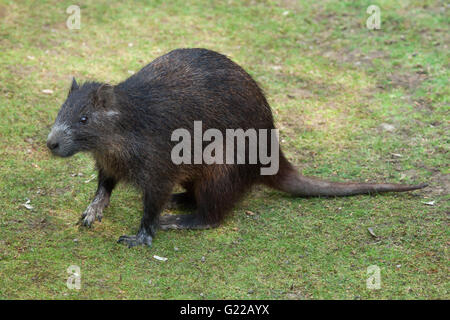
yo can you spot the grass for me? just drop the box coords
[0,0,448,299]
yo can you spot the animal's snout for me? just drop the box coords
[47,125,65,154]
[46,124,76,157]
[47,140,59,151]
[47,123,69,153]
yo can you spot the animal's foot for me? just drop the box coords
[117,230,153,248]
[159,213,219,230]
[80,205,103,227]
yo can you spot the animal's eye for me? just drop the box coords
[79,116,88,124]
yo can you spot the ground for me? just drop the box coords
[0,0,448,299]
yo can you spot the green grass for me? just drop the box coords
[0,0,448,299]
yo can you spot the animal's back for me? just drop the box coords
[117,48,275,133]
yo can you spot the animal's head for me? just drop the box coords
[47,78,121,157]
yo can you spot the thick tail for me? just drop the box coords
[265,155,428,197]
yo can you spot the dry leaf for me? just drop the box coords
[23,199,33,210]
[368,227,377,238]
[153,255,168,261]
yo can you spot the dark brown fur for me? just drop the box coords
[47,48,427,247]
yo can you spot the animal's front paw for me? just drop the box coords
[117,230,153,248]
[80,205,103,227]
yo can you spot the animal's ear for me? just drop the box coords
[94,84,115,108]
[69,77,79,95]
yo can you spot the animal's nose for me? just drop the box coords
[47,140,59,151]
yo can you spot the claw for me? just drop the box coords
[117,235,138,248]
[117,230,153,248]
[80,205,103,227]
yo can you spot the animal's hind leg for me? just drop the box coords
[166,182,196,210]
[160,167,250,230]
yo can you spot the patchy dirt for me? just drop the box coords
[411,97,435,112]
[6,64,37,79]
[382,69,433,115]
[276,106,307,134]
[317,45,431,113]
[0,5,6,18]
[280,0,301,12]
[27,216,55,232]
[273,73,344,99]
[403,165,450,196]
[287,87,314,99]
[385,71,428,91]
[428,172,450,196]
[322,49,388,68]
